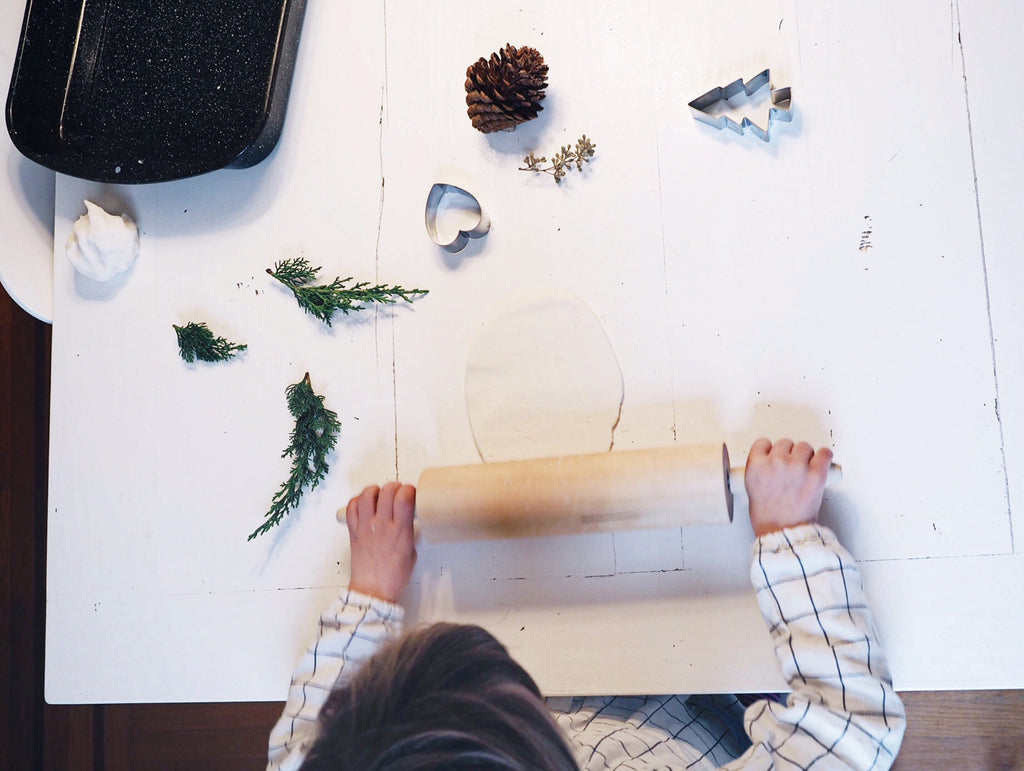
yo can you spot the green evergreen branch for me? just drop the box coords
[267,257,428,326]
[173,322,247,363]
[249,372,341,541]
[520,134,596,184]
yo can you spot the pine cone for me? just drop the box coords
[465,44,548,134]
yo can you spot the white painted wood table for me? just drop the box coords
[43,0,1023,703]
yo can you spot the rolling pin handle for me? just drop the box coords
[728,463,843,500]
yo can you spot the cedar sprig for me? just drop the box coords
[173,322,247,363]
[520,135,596,184]
[267,257,428,326]
[249,372,341,540]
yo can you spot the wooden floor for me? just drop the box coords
[2,288,1023,769]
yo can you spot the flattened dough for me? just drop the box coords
[465,290,624,463]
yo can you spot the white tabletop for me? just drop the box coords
[43,0,1024,703]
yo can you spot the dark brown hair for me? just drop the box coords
[301,622,578,770]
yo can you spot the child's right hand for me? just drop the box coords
[340,482,418,603]
[744,438,833,537]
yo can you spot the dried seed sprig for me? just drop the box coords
[520,135,596,184]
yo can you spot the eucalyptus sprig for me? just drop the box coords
[249,372,341,541]
[267,257,428,326]
[173,322,247,363]
[520,134,596,184]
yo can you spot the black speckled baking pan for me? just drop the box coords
[5,0,307,184]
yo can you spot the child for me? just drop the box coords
[266,439,906,769]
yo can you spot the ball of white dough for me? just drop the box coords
[65,200,140,281]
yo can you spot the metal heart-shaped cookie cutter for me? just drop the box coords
[425,183,491,254]
[688,69,792,142]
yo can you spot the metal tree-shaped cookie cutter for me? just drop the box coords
[425,183,491,253]
[688,69,792,142]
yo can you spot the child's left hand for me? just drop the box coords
[340,483,418,603]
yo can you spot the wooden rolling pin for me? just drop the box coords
[416,444,841,542]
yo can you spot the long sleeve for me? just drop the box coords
[722,524,905,770]
[266,588,404,771]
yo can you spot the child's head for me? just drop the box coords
[301,622,578,770]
